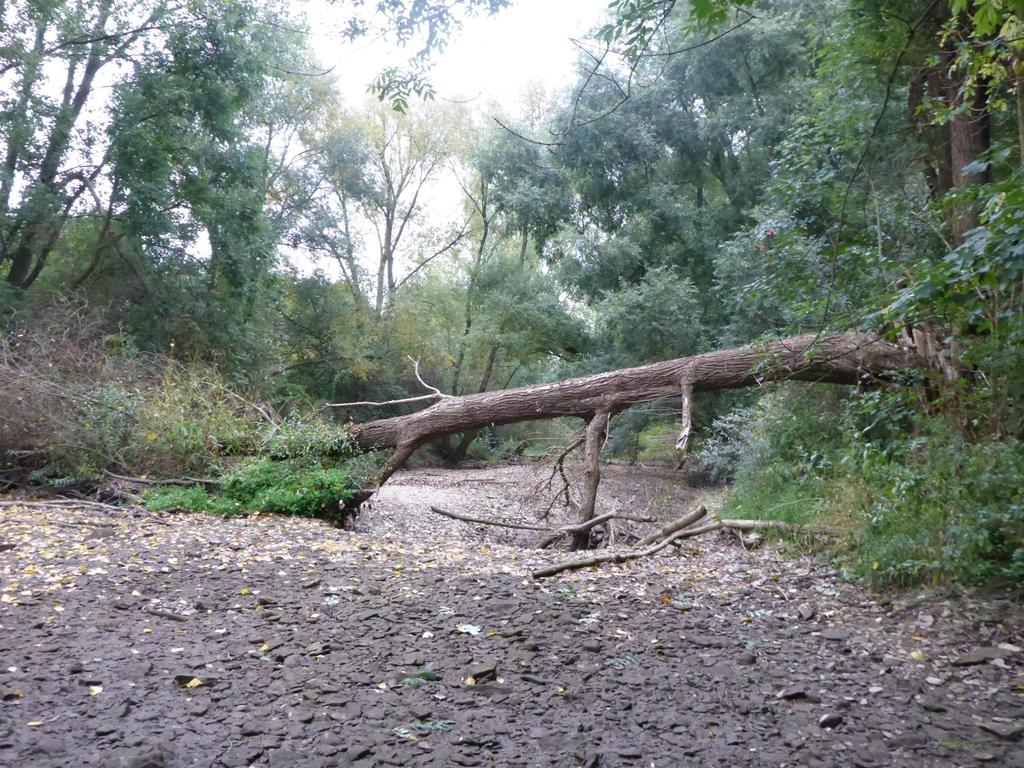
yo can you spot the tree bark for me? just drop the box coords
[571,411,609,549]
[348,332,919,454]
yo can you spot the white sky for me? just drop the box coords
[306,0,611,111]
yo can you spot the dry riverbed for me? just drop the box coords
[1,463,1022,767]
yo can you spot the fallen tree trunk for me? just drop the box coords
[349,333,915,454]
[344,332,919,506]
[538,510,655,549]
[426,505,655,543]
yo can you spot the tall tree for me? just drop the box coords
[0,0,168,288]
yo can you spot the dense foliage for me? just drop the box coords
[2,0,1022,583]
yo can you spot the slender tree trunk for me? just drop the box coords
[6,0,112,287]
[948,79,991,245]
[1016,60,1024,170]
[0,16,48,226]
[450,342,500,462]
[450,188,491,396]
[571,410,609,550]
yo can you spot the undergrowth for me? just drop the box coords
[0,300,369,523]
[716,383,1024,588]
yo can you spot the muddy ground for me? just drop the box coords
[1,463,1022,767]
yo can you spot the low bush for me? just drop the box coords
[144,458,358,522]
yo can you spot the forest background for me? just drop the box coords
[1,0,1022,588]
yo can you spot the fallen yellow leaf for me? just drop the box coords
[27,721,43,728]
[88,686,103,696]
[184,678,203,689]
[239,588,251,596]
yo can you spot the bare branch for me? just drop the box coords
[327,393,443,409]
[408,355,449,397]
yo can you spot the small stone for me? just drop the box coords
[301,578,322,589]
[777,687,807,700]
[581,639,602,653]
[409,702,432,720]
[465,659,498,683]
[268,749,304,767]
[345,745,373,762]
[287,707,314,723]
[260,735,281,750]
[737,652,757,666]
[822,627,850,641]
[69,661,84,674]
[241,721,262,736]
[952,647,1011,666]
[797,603,816,621]
[188,700,209,717]
[919,696,947,712]
[888,732,927,748]
[818,712,843,729]
[126,750,167,768]
[220,747,263,767]
[981,721,1022,741]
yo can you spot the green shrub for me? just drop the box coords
[717,384,844,526]
[142,485,236,516]
[634,421,679,462]
[144,458,358,521]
